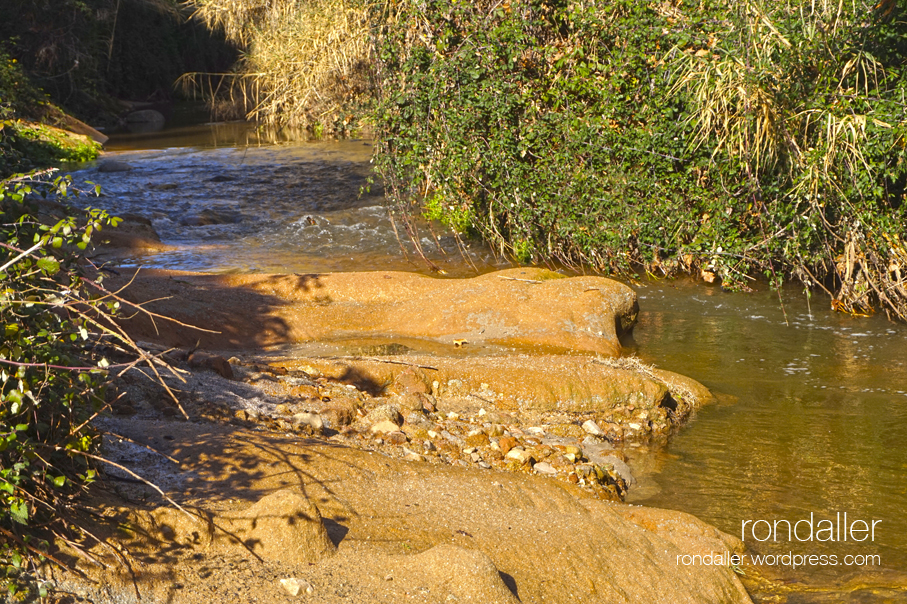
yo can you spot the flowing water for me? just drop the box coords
[69,124,906,602]
[73,123,505,276]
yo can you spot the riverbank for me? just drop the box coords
[43,286,751,603]
[17,213,755,602]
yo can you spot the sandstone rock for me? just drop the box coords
[393,545,520,604]
[188,351,234,380]
[219,490,335,564]
[114,268,638,356]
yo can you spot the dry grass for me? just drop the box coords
[181,0,377,131]
[669,0,907,319]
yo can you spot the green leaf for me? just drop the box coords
[53,475,66,488]
[10,499,28,524]
[37,257,60,275]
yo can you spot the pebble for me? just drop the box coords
[371,420,401,434]
[385,431,408,445]
[533,462,557,475]
[441,430,463,446]
[505,448,533,463]
[402,447,425,462]
[497,436,518,455]
[486,424,505,437]
[279,577,314,597]
[293,412,324,433]
[366,404,403,427]
[188,351,234,380]
[582,419,606,437]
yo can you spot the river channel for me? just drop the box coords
[69,124,907,603]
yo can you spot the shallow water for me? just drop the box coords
[628,280,907,600]
[68,125,906,601]
[70,124,505,276]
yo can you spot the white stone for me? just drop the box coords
[533,462,557,475]
[582,420,606,437]
[293,412,324,432]
[279,578,314,597]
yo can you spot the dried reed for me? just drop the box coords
[181,0,377,131]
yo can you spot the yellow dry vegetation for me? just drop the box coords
[182,0,376,131]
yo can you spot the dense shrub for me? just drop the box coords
[372,0,907,318]
[0,171,119,597]
[0,51,101,176]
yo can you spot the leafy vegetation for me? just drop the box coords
[0,51,102,176]
[372,0,907,318]
[0,168,195,597]
[0,171,116,597]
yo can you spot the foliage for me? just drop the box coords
[1,51,102,177]
[184,0,377,134]
[372,0,907,318]
[0,170,117,596]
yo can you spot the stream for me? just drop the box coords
[69,124,907,603]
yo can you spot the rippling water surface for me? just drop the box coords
[70,124,504,275]
[69,124,906,602]
[629,280,907,602]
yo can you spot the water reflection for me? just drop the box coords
[629,279,907,598]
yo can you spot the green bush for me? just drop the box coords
[0,170,118,597]
[373,0,907,318]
